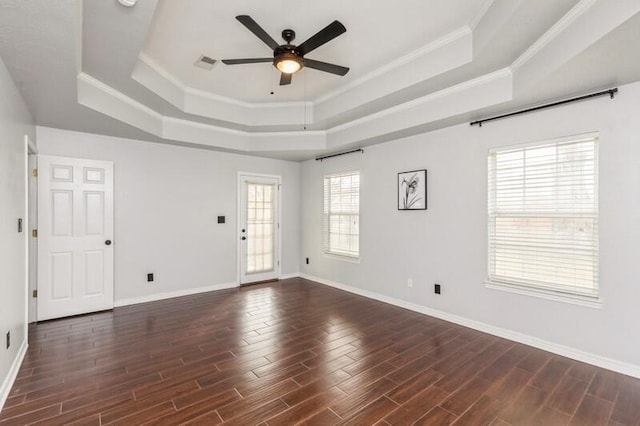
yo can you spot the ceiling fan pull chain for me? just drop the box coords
[304,70,308,130]
[270,66,275,95]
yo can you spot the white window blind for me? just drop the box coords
[323,171,360,258]
[487,135,599,298]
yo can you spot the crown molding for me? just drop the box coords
[78,72,163,136]
[511,0,640,94]
[78,72,326,152]
[78,65,513,155]
[326,68,513,149]
[140,53,309,109]
[133,53,310,127]
[328,68,512,135]
[512,0,599,70]
[469,0,497,30]
[77,0,637,157]
[132,26,474,129]
[313,26,473,105]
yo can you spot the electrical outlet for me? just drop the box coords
[306,257,309,265]
[407,278,413,288]
[434,283,441,294]
[6,331,10,349]
[147,273,154,282]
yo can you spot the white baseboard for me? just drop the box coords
[280,272,301,280]
[0,339,28,412]
[114,282,238,307]
[299,273,640,379]
[114,274,303,308]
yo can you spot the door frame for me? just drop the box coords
[26,136,37,323]
[236,172,282,286]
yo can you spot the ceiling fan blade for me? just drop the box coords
[221,58,273,65]
[280,73,292,86]
[303,59,349,76]
[236,15,280,50]
[295,20,346,56]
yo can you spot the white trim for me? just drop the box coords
[139,53,308,110]
[0,339,28,412]
[78,73,163,120]
[299,273,640,379]
[323,252,361,264]
[138,26,472,115]
[469,0,496,30]
[26,136,37,155]
[326,68,512,134]
[279,273,301,280]
[485,280,601,309]
[162,116,247,137]
[114,282,237,307]
[488,131,599,153]
[237,172,283,285]
[314,27,472,104]
[77,67,512,154]
[23,136,30,335]
[511,0,599,70]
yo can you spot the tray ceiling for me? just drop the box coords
[0,0,638,160]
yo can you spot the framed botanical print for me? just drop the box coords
[398,169,427,210]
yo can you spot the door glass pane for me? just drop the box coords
[246,183,275,274]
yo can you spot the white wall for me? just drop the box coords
[301,81,640,371]
[0,56,34,408]
[37,127,300,304]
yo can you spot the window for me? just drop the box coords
[487,135,599,300]
[323,171,360,258]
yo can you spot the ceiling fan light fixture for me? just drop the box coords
[117,0,137,7]
[275,53,302,74]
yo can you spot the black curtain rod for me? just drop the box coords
[470,88,618,127]
[315,148,364,161]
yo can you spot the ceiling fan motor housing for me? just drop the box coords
[282,29,296,43]
[273,45,303,71]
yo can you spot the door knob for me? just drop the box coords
[105,240,112,246]
[241,236,246,240]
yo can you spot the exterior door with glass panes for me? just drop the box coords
[239,174,280,284]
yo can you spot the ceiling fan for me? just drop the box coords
[222,15,349,86]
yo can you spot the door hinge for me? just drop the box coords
[32,168,37,177]
[32,290,38,298]
[32,229,38,238]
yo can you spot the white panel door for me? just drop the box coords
[37,155,114,320]
[239,174,280,284]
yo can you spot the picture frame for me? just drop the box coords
[398,169,427,210]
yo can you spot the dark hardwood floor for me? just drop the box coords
[1,278,639,425]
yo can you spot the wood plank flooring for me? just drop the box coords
[1,278,639,425]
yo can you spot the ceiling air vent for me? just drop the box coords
[194,55,217,70]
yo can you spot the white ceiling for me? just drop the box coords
[144,0,486,102]
[0,0,638,161]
